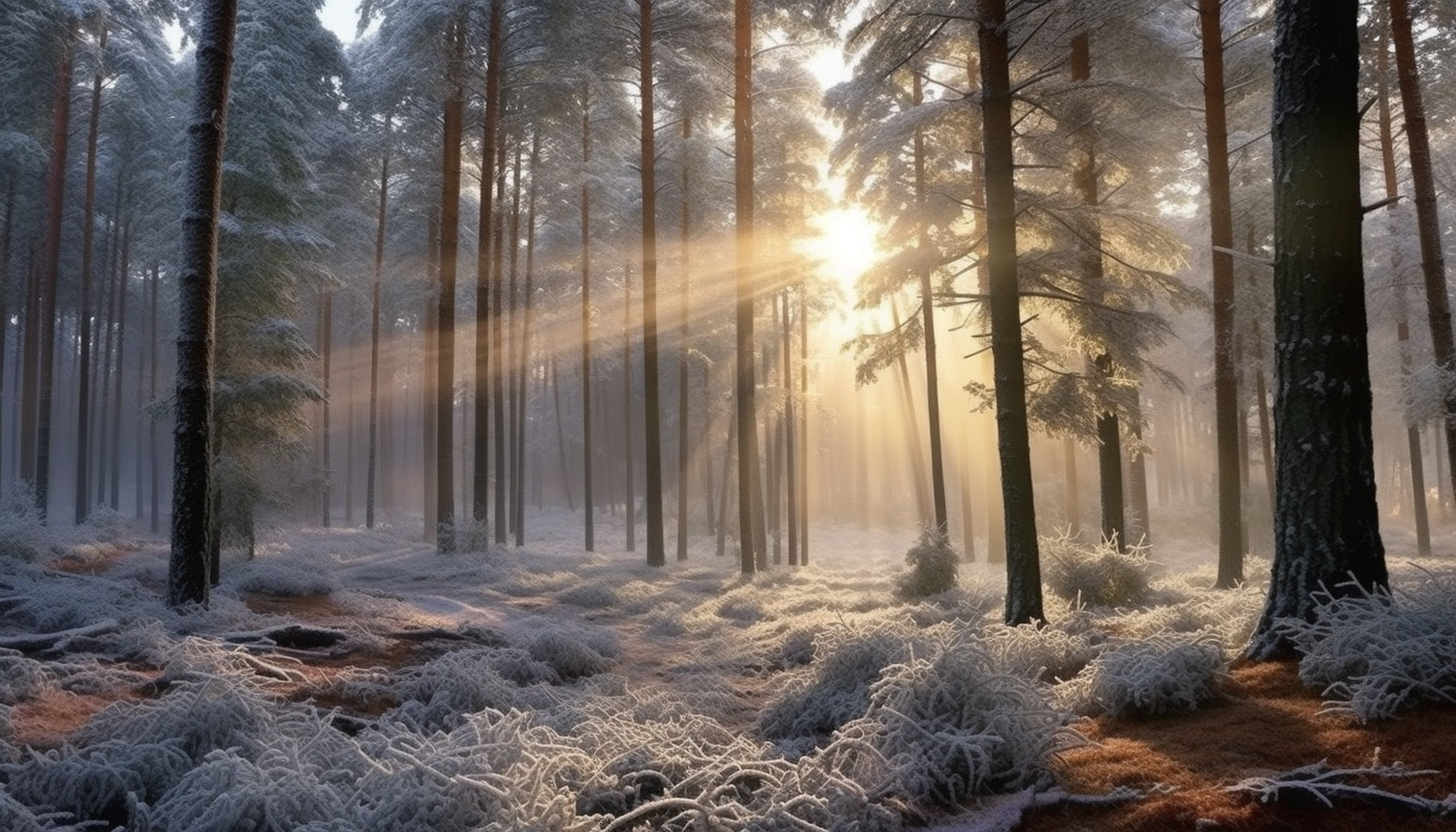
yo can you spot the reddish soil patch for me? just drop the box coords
[1024,660,1456,831]
[8,684,151,750]
[46,544,138,575]
[241,592,355,620]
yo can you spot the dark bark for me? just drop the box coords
[676,112,692,561]
[366,117,389,529]
[978,0,1043,625]
[734,0,762,574]
[75,21,107,524]
[169,0,238,608]
[435,13,467,553]
[911,72,948,534]
[1249,0,1386,659]
[473,1,502,528]
[640,0,666,567]
[491,120,508,545]
[108,219,130,511]
[1198,0,1245,587]
[581,88,595,551]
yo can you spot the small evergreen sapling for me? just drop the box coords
[896,527,958,600]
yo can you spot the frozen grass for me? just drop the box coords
[0,511,1446,830]
[1277,571,1456,722]
[1060,631,1227,717]
[1042,534,1155,608]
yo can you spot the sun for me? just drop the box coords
[804,206,882,297]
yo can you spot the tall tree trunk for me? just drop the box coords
[782,290,798,565]
[1199,0,1245,587]
[1070,31,1126,551]
[320,288,331,527]
[640,0,666,566]
[434,12,467,553]
[148,264,160,533]
[36,20,79,523]
[474,0,503,531]
[1389,0,1456,524]
[889,296,932,522]
[623,263,636,552]
[798,279,809,564]
[676,112,693,561]
[734,0,763,574]
[491,122,509,544]
[108,219,130,511]
[75,21,108,524]
[0,185,11,486]
[1374,22,1430,555]
[512,134,532,546]
[169,0,237,608]
[911,71,949,534]
[979,0,1043,625]
[423,209,439,541]
[366,117,390,529]
[581,88,596,551]
[1249,0,1386,659]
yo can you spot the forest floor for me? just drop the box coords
[4,515,1455,831]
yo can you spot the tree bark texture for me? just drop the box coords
[1250,0,1387,659]
[641,0,666,566]
[978,0,1043,626]
[1198,0,1245,587]
[734,0,763,574]
[169,0,238,608]
[434,12,467,553]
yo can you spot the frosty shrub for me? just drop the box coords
[555,582,618,610]
[0,482,48,561]
[760,618,926,742]
[1042,533,1153,607]
[229,556,339,597]
[820,635,1069,813]
[381,648,571,733]
[0,789,59,832]
[895,528,958,600]
[1278,575,1456,722]
[78,678,278,762]
[4,740,192,825]
[983,623,1104,683]
[526,630,613,681]
[0,650,50,705]
[1065,631,1226,717]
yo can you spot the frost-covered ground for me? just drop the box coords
[1,504,1454,831]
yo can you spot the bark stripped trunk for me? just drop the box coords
[1249,0,1386,659]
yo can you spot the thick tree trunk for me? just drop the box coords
[1198,0,1245,587]
[1249,0,1386,659]
[640,0,666,567]
[979,0,1043,625]
[169,0,237,608]
[434,13,467,553]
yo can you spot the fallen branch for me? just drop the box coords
[1227,760,1455,815]
[0,618,120,653]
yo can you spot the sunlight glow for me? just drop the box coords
[804,207,882,297]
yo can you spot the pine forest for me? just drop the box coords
[1,0,1455,829]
